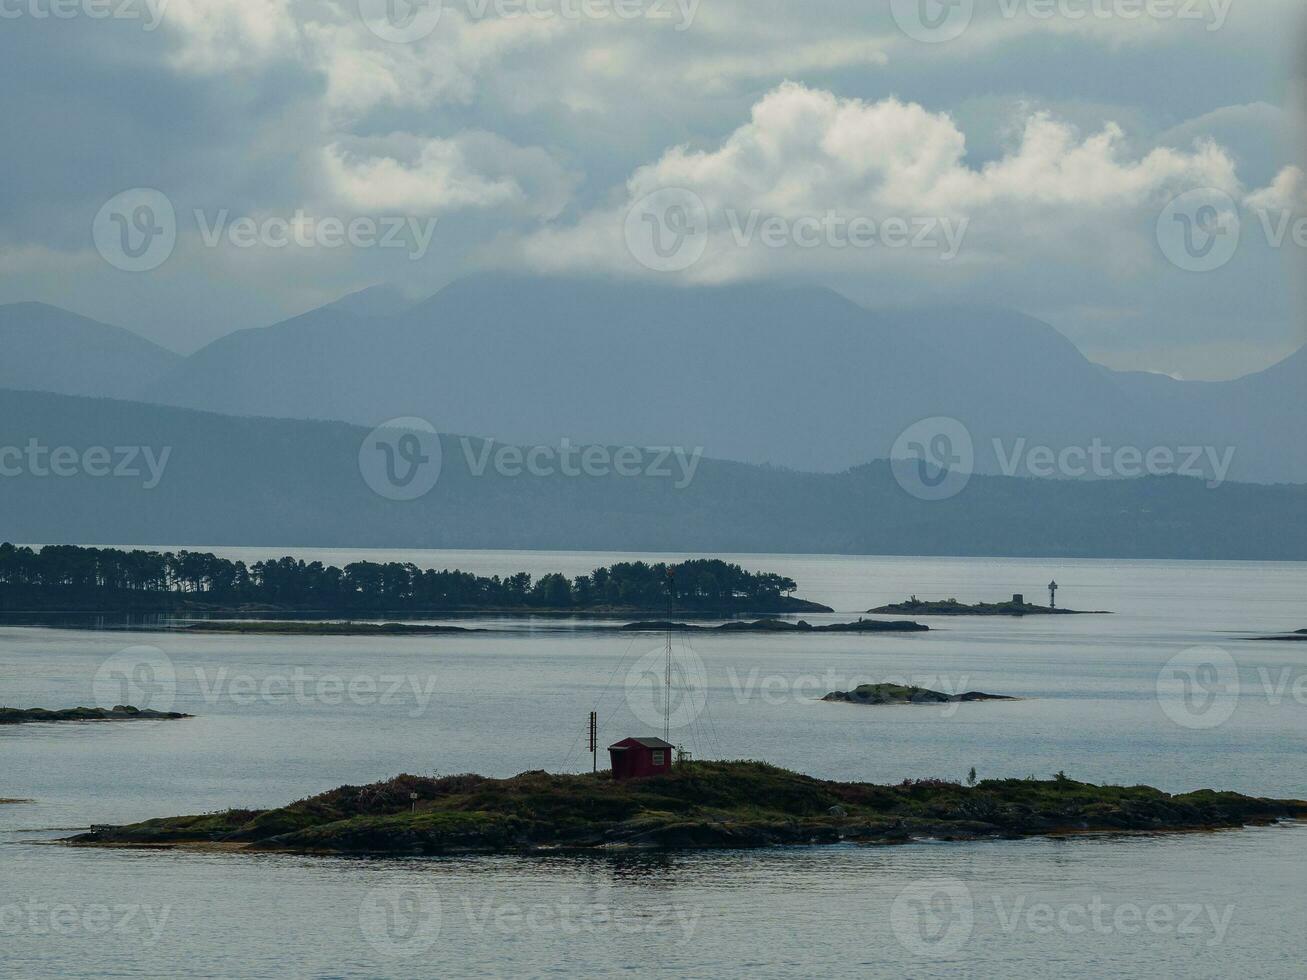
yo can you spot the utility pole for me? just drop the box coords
[588,711,597,773]
[665,568,675,743]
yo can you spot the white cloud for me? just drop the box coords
[518,82,1243,279]
[304,9,565,117]
[323,132,576,217]
[4,0,1302,372]
[1245,166,1306,212]
[160,0,300,73]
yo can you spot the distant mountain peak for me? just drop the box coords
[0,302,180,401]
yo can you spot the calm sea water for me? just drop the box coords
[3,550,1306,978]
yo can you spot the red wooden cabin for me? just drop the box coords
[608,737,674,780]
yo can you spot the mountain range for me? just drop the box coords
[3,275,1302,484]
[0,302,180,401]
[2,387,1304,559]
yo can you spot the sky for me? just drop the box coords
[1,0,1305,379]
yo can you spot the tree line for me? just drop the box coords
[0,543,801,612]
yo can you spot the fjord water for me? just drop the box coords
[3,550,1307,978]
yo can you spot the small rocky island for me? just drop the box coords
[823,684,1016,705]
[65,762,1307,856]
[1252,630,1307,642]
[868,596,1110,617]
[1,705,192,725]
[621,618,929,634]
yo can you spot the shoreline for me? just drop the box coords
[65,821,1303,857]
[1,616,929,637]
[174,621,487,636]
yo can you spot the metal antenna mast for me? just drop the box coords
[664,567,675,743]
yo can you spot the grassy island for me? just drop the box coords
[1252,630,1307,642]
[869,597,1110,617]
[621,618,928,634]
[65,762,1307,856]
[823,684,1016,705]
[1,705,192,725]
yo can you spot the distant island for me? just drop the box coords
[868,595,1111,617]
[823,684,1016,705]
[160,618,927,637]
[66,762,1307,855]
[0,545,830,616]
[1,705,192,725]
[1251,630,1307,642]
[178,621,485,636]
[621,618,928,634]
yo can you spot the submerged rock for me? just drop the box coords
[180,621,483,636]
[622,618,928,634]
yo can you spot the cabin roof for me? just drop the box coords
[609,737,674,750]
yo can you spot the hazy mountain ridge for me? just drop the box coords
[4,277,1304,482]
[0,302,181,401]
[2,388,1304,560]
[142,275,1307,483]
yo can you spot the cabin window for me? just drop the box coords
[652,750,665,766]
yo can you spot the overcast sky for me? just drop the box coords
[2,0,1305,378]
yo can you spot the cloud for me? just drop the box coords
[161,0,301,73]
[304,8,567,117]
[1,0,1302,373]
[517,82,1243,280]
[678,36,889,89]
[1245,166,1307,211]
[323,132,577,217]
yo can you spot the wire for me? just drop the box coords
[557,630,641,772]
